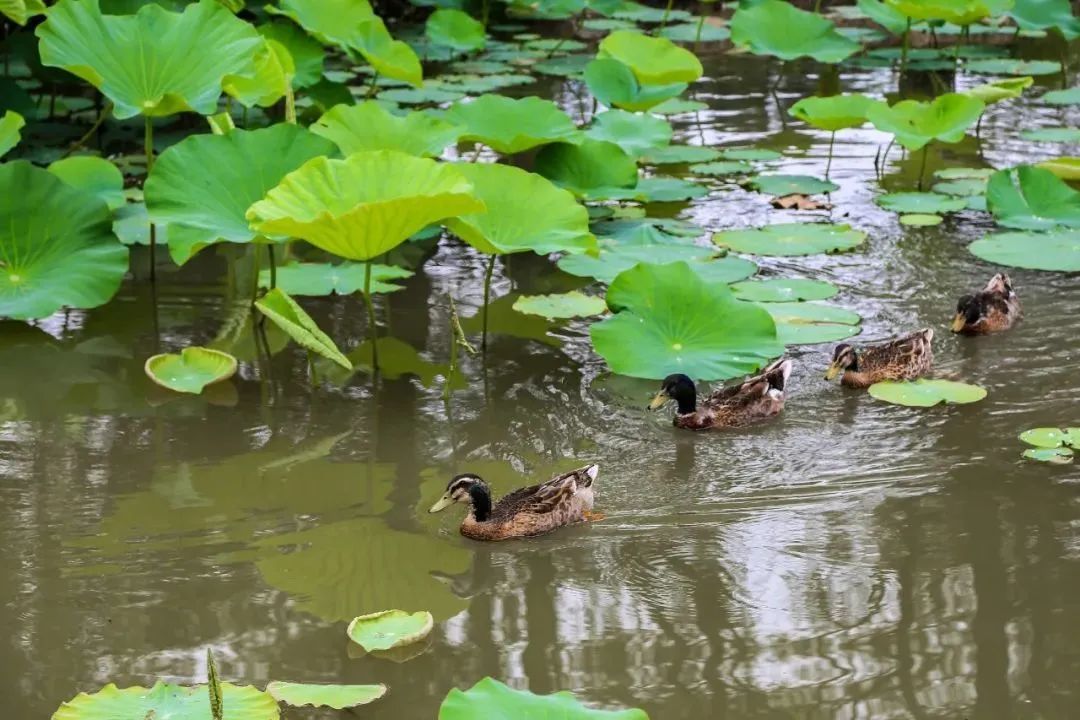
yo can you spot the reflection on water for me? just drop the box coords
[2,51,1080,720]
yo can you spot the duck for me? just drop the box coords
[648,357,793,430]
[951,273,1020,335]
[824,328,933,388]
[428,464,599,541]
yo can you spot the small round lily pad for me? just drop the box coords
[899,213,944,226]
[730,278,838,302]
[868,379,987,407]
[1022,447,1074,464]
[512,292,607,319]
[764,301,861,344]
[144,347,238,395]
[1019,427,1080,448]
[876,192,966,214]
[747,174,839,196]
[346,610,433,652]
[689,160,754,176]
[1020,127,1080,143]
[720,147,782,161]
[266,682,387,710]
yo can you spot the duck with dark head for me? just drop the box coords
[824,328,933,389]
[648,357,793,431]
[952,273,1020,335]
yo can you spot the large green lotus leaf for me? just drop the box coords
[788,94,883,131]
[763,301,861,344]
[638,144,720,165]
[0,162,128,321]
[444,163,595,256]
[866,93,985,151]
[714,223,866,256]
[259,21,324,88]
[1020,127,1080,143]
[868,378,987,406]
[1,0,45,25]
[266,682,386,710]
[439,678,648,720]
[590,261,782,380]
[730,0,860,62]
[986,165,1080,230]
[37,0,264,119]
[144,346,238,394]
[353,16,423,87]
[597,30,702,85]
[1009,0,1080,38]
[558,245,729,282]
[346,609,433,651]
[247,151,484,261]
[426,8,486,51]
[965,76,1034,104]
[731,278,838,302]
[52,682,279,720]
[0,110,24,157]
[1041,87,1080,105]
[445,95,580,154]
[269,0,376,48]
[535,139,638,196]
[312,101,462,158]
[1019,426,1080,448]
[47,156,125,210]
[254,288,352,369]
[876,191,967,213]
[968,230,1080,270]
[748,175,838,196]
[145,125,335,265]
[259,262,412,296]
[223,38,292,109]
[585,109,672,157]
[584,58,687,112]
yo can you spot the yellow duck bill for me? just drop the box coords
[823,363,841,381]
[428,493,454,513]
[648,391,669,410]
[950,313,966,333]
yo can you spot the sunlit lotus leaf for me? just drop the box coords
[857,0,909,33]
[965,76,1033,104]
[354,16,423,87]
[1008,0,1080,38]
[748,174,838,196]
[788,93,883,131]
[0,110,23,157]
[932,177,987,195]
[1036,157,1080,180]
[535,139,638,196]
[47,156,125,210]
[260,262,411,296]
[585,109,672,157]
[266,683,386,710]
[936,166,994,180]
[591,261,782,380]
[968,230,1080,270]
[714,223,866,256]
[876,191,967,213]
[1020,127,1080,142]
[378,86,464,104]
[223,38,292,108]
[585,176,707,202]
[638,144,720,165]
[0,0,45,25]
[885,0,1010,24]
[730,0,860,62]
[37,0,263,119]
[445,95,580,154]
[1019,426,1080,448]
[269,0,375,47]
[439,678,649,720]
[255,288,351,369]
[145,125,335,264]
[986,165,1080,230]
[764,301,861,344]
[866,93,985,151]
[650,98,708,114]
[52,682,279,720]
[426,8,486,51]
[248,151,483,261]
[1041,87,1080,105]
[868,378,987,406]
[144,346,238,394]
[347,609,433,651]
[0,162,127,321]
[731,278,838,302]
[966,58,1061,75]
[584,58,687,112]
[444,163,595,256]
[721,147,782,161]
[660,21,731,42]
[513,292,607,319]
[312,101,462,157]
[533,54,592,76]
[1023,447,1074,463]
[597,30,702,84]
[557,244,714,282]
[900,213,944,226]
[259,21,324,88]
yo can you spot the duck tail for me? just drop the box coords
[762,357,793,392]
[578,464,599,488]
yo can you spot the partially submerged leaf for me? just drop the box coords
[748,175,838,196]
[52,682,279,720]
[312,101,462,157]
[265,682,387,710]
[144,347,238,395]
[868,379,987,407]
[713,223,866,256]
[986,165,1080,230]
[439,677,648,720]
[346,609,434,652]
[512,292,607,319]
[876,192,967,214]
[259,263,413,296]
[255,288,352,370]
[1022,447,1074,463]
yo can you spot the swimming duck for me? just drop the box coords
[428,464,599,541]
[825,328,933,388]
[952,273,1020,335]
[648,357,793,430]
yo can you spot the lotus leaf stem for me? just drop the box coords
[145,115,157,283]
[661,0,674,28]
[481,0,490,27]
[481,253,496,351]
[825,131,836,179]
[284,85,296,124]
[364,261,380,373]
[366,72,380,100]
[901,18,911,76]
[694,13,705,49]
[267,244,277,289]
[917,144,929,191]
[62,100,112,159]
[207,649,223,720]
[813,0,822,13]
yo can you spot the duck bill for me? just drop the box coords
[428,493,454,513]
[950,313,966,333]
[648,391,669,410]
[823,363,841,381]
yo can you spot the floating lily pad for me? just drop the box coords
[876,192,967,214]
[377,86,464,104]
[1022,447,1074,463]
[532,54,592,77]
[931,177,987,195]
[986,165,1080,231]
[265,682,387,710]
[1041,87,1080,105]
[730,0,860,62]
[731,278,838,302]
[966,59,1062,75]
[439,677,648,720]
[900,213,944,226]
[312,101,462,157]
[867,93,985,151]
[788,93,881,131]
[721,147,782,162]
[585,109,672,157]
[255,288,352,370]
[512,292,607,319]
[1019,426,1080,448]
[935,167,994,180]
[52,682,279,720]
[690,160,754,176]
[346,609,433,652]
[638,144,721,165]
[713,223,866,256]
[426,8,486,52]
[747,175,838,196]
[535,139,638,196]
[259,263,413,296]
[1020,127,1080,143]
[597,30,703,84]
[445,94,580,154]
[868,379,987,407]
[47,156,125,211]
[613,2,692,22]
[649,98,708,115]
[144,346,238,395]
[764,301,861,344]
[584,177,708,203]
[968,230,1080,270]
[557,243,716,282]
[660,21,731,43]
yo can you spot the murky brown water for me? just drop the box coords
[3,46,1080,720]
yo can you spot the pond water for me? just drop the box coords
[3,45,1080,720]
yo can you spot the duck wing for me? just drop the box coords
[490,465,598,520]
[704,357,792,408]
[860,329,933,373]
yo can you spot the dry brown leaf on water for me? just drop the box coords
[771,194,832,210]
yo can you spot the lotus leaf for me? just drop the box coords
[353,17,424,87]
[255,288,352,369]
[347,609,433,651]
[1041,87,1080,105]
[876,192,967,213]
[0,162,128,321]
[965,59,1062,75]
[223,37,293,109]
[690,160,754,176]
[248,151,483,261]
[721,147,782,161]
[445,95,580,154]
[265,682,387,710]
[730,0,860,63]
[1019,427,1080,448]
[965,76,1034,103]
[968,230,1080,270]
[651,98,709,114]
[259,21,324,88]
[900,213,944,226]
[932,177,987,195]
[593,217,705,244]
[1008,0,1080,38]
[557,244,716,282]
[378,86,464,104]
[591,261,782,380]
[259,263,412,296]
[584,58,687,112]
[444,163,595,256]
[37,0,264,119]
[1,0,45,24]
[1020,127,1080,142]
[660,21,731,43]
[689,257,761,284]
[343,337,455,387]
[885,0,1005,24]
[439,678,648,720]
[52,682,279,720]
[936,166,994,180]
[788,94,882,131]
[985,165,1080,230]
[637,144,720,165]
[144,346,238,394]
[858,0,910,33]
[613,1,691,22]
[0,110,23,157]
[585,109,673,157]
[535,139,638,196]
[597,30,702,85]
[512,292,607,319]
[1036,157,1080,180]
[533,54,592,76]
[312,102,461,158]
[426,8,486,51]
[145,125,335,264]
[764,301,861,344]
[731,278,838,302]
[713,223,866,256]
[868,379,987,406]
[586,176,708,203]
[866,93,985,151]
[748,175,839,196]
[1023,447,1074,463]
[47,156,125,211]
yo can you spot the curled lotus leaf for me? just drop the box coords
[445,95,580,155]
[985,165,1080,230]
[312,101,462,158]
[438,677,648,720]
[597,30,703,84]
[868,379,987,407]
[223,37,293,109]
[965,76,1034,104]
[535,139,638,197]
[512,292,607,319]
[584,58,687,112]
[866,93,985,151]
[713,223,866,256]
[144,346,238,394]
[788,93,883,131]
[255,288,352,370]
[426,8,486,52]
[968,230,1080,271]
[47,156,125,210]
[0,110,24,157]
[51,681,279,720]
[730,0,860,63]
[258,21,325,88]
[265,682,387,710]
[353,16,423,87]
[346,609,434,652]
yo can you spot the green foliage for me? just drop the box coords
[968,230,1080,270]
[965,58,1061,75]
[1019,426,1080,448]
[731,278,839,302]
[868,379,987,406]
[730,0,860,62]
[0,0,45,25]
[426,8,486,51]
[0,110,24,157]
[260,263,413,296]
[1020,127,1080,142]
[346,609,434,651]
[1041,87,1080,105]
[866,93,985,151]
[788,94,882,131]
[885,0,1011,25]
[258,21,325,88]
[1008,0,1080,38]
[47,156,125,211]
[986,165,1080,230]
[312,101,462,157]
[558,244,720,282]
[714,223,866,256]
[764,302,861,344]
[747,175,839,195]
[265,682,387,710]
[144,347,237,395]
[445,95,580,154]
[51,682,279,720]
[875,192,967,213]
[255,288,352,369]
[535,139,639,196]
[965,76,1033,104]
[584,58,687,112]
[597,30,703,85]
[585,109,672,157]
[207,648,223,720]
[439,678,649,719]
[513,292,607,319]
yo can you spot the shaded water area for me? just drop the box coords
[4,46,1080,720]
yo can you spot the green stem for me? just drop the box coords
[145,115,156,284]
[250,243,260,304]
[482,0,490,27]
[694,13,706,49]
[813,0,822,13]
[825,131,835,180]
[481,254,496,352]
[901,17,911,77]
[62,100,112,159]
[363,261,379,374]
[285,85,296,124]
[267,244,277,289]
[365,72,380,100]
[917,143,929,191]
[661,0,674,28]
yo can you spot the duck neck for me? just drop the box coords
[675,386,697,415]
[469,484,492,522]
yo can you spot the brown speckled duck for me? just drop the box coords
[648,358,793,430]
[952,273,1020,335]
[428,464,598,541]
[825,328,933,389]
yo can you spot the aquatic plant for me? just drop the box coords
[965,76,1034,104]
[265,682,387,710]
[730,0,860,63]
[51,682,279,720]
[985,165,1080,230]
[713,223,866,256]
[260,263,412,296]
[439,677,649,719]
[1036,156,1080,179]
[0,0,44,24]
[426,8,487,52]
[597,30,703,84]
[512,292,607,319]
[788,94,882,176]
[311,101,463,157]
[0,110,24,157]
[868,379,987,406]
[346,609,434,651]
[255,288,352,371]
[876,192,968,214]
[1008,0,1080,38]
[764,302,862,344]
[144,347,238,394]
[968,230,1080,270]
[747,174,839,196]
[47,156,125,210]
[584,58,687,112]
[585,109,673,158]
[731,278,839,302]
[536,139,639,197]
[445,94,580,155]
